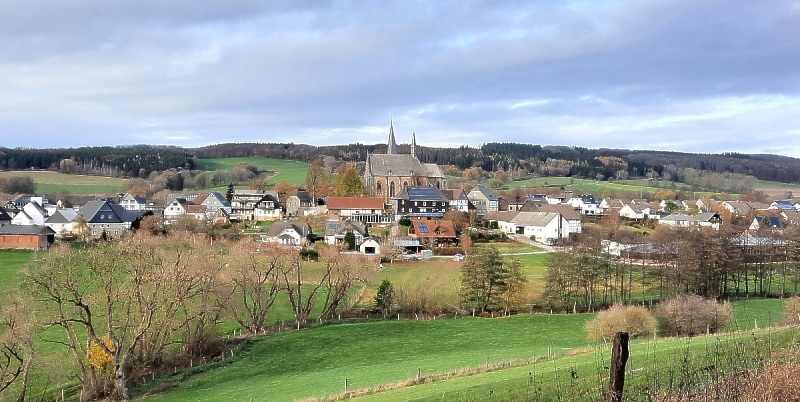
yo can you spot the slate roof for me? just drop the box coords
[0,207,11,222]
[265,222,312,238]
[422,163,445,178]
[293,189,313,203]
[394,186,448,202]
[472,185,498,201]
[45,209,78,224]
[0,225,55,235]
[366,154,427,177]
[324,220,367,237]
[79,200,142,223]
[442,189,468,201]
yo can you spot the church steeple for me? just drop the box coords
[387,119,399,154]
[411,129,417,159]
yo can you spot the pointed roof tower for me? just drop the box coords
[387,119,399,154]
[410,129,417,159]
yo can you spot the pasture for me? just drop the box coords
[0,170,130,195]
[198,157,309,185]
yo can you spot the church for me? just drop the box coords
[363,121,447,204]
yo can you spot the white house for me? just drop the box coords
[659,212,721,230]
[485,211,569,243]
[120,193,148,211]
[45,209,78,236]
[359,238,381,255]
[17,201,49,226]
[565,195,603,215]
[261,222,312,246]
[164,198,188,222]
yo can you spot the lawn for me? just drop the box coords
[504,177,723,198]
[198,157,309,186]
[136,314,594,402]
[0,170,130,195]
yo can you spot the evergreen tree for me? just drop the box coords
[374,279,395,315]
[344,231,356,250]
[226,183,235,202]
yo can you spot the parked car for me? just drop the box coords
[453,253,465,261]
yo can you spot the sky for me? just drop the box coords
[2,0,800,157]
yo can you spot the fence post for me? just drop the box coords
[608,332,629,402]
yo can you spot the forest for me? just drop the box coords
[2,141,800,186]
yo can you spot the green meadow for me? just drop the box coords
[0,171,130,195]
[198,157,309,185]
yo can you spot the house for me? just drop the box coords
[359,237,381,255]
[407,218,458,246]
[659,212,721,230]
[163,198,188,222]
[15,201,49,226]
[749,215,783,231]
[618,204,656,221]
[0,225,55,250]
[285,188,315,216]
[600,198,626,211]
[769,200,795,211]
[326,197,390,224]
[261,222,312,246]
[393,187,450,218]
[485,211,569,243]
[565,195,603,216]
[0,207,11,225]
[522,203,583,235]
[185,204,208,220]
[443,189,471,213]
[45,209,79,237]
[696,198,719,212]
[120,193,148,211]
[1,203,19,219]
[78,200,144,239]
[11,211,34,226]
[211,208,234,225]
[324,220,368,247]
[467,185,499,216]
[194,191,231,217]
[230,190,283,221]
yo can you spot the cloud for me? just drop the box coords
[1,0,799,157]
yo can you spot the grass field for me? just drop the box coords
[198,157,309,185]
[137,314,594,402]
[0,170,130,195]
[136,298,786,402]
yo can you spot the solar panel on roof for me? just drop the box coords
[418,222,428,233]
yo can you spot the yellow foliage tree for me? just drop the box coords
[87,334,114,370]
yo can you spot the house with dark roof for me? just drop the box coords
[260,222,312,246]
[522,203,583,234]
[749,214,784,231]
[467,185,499,216]
[230,190,283,221]
[324,220,368,248]
[78,200,144,239]
[565,194,603,215]
[286,188,315,216]
[164,198,189,222]
[393,186,449,218]
[194,191,231,216]
[442,189,472,213]
[120,193,148,211]
[0,225,55,250]
[660,212,721,230]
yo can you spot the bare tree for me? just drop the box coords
[221,243,284,335]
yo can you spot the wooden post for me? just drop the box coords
[608,332,629,402]
[417,367,421,380]
[345,378,348,392]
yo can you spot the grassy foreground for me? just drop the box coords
[137,314,593,401]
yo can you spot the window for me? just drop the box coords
[390,182,396,197]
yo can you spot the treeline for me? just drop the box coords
[0,146,197,177]
[544,225,800,312]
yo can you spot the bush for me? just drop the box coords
[586,303,657,342]
[779,296,800,326]
[654,295,732,336]
[299,248,319,261]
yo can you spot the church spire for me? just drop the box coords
[411,129,417,159]
[387,119,399,154]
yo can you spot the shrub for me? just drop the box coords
[779,296,800,326]
[586,303,657,342]
[654,295,732,336]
